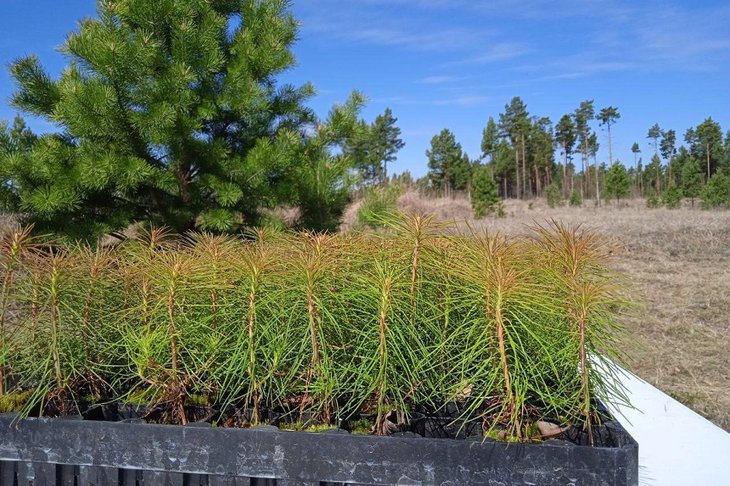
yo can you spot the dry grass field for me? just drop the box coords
[379,190,730,432]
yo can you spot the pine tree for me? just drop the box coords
[574,100,595,199]
[681,158,704,208]
[700,170,730,209]
[555,115,576,197]
[528,116,554,198]
[0,117,36,209]
[660,129,677,184]
[545,183,562,208]
[597,106,620,165]
[631,142,641,196]
[695,118,724,182]
[647,154,663,195]
[662,183,682,209]
[604,162,630,204]
[480,117,500,166]
[499,97,529,199]
[426,129,464,197]
[647,123,662,159]
[344,108,404,187]
[470,165,499,218]
[3,0,363,239]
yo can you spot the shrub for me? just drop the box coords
[470,166,500,218]
[604,162,631,204]
[662,184,683,209]
[700,171,730,209]
[646,188,660,208]
[356,184,402,227]
[569,190,582,207]
[546,183,563,208]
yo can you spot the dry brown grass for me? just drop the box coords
[389,190,730,431]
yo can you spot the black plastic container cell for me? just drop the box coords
[0,413,638,485]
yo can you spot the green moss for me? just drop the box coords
[350,418,372,435]
[187,394,209,406]
[524,422,543,442]
[278,421,338,433]
[0,390,34,413]
[484,429,520,443]
[82,392,102,403]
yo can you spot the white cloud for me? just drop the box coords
[418,75,462,84]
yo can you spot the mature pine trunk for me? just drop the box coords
[706,143,711,181]
[562,144,568,198]
[521,133,527,198]
[593,157,601,206]
[633,153,638,197]
[607,123,613,165]
[582,139,588,199]
[514,146,520,199]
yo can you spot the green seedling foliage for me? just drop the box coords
[0,217,631,442]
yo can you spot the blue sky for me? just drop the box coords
[2,1,729,177]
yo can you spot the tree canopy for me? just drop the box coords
[1,0,366,239]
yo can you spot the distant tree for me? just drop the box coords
[493,139,515,198]
[545,182,562,208]
[426,129,463,197]
[631,142,641,196]
[569,190,582,207]
[0,116,36,154]
[574,100,595,199]
[345,107,404,186]
[597,106,620,165]
[588,131,600,204]
[499,97,530,198]
[0,116,37,209]
[453,153,473,193]
[647,154,663,195]
[371,108,405,185]
[695,117,724,182]
[343,119,376,185]
[555,114,577,197]
[722,130,730,174]
[680,157,704,208]
[647,123,662,158]
[471,164,500,218]
[662,183,682,209]
[391,170,414,188]
[528,116,554,197]
[660,129,677,184]
[646,188,660,209]
[700,170,730,209]
[604,162,630,204]
[480,117,500,167]
[631,142,641,167]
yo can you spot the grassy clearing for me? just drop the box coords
[379,190,730,431]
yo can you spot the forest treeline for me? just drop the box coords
[0,1,728,242]
[411,97,730,212]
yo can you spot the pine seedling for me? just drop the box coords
[531,221,630,445]
[217,229,280,424]
[184,233,239,330]
[384,213,443,326]
[0,225,38,395]
[448,230,543,440]
[348,255,422,435]
[285,231,346,424]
